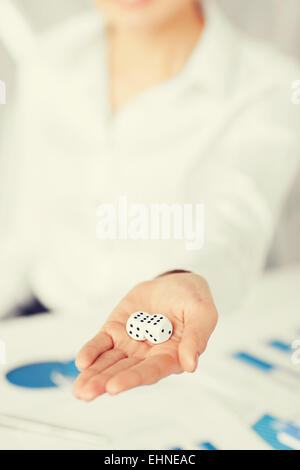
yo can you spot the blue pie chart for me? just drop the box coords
[6,360,79,389]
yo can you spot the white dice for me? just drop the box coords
[126,312,173,344]
[126,311,150,341]
[144,314,173,344]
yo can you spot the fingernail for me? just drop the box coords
[75,359,85,371]
[81,390,96,401]
[106,383,120,395]
[187,354,198,372]
[193,353,199,369]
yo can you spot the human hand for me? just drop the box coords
[73,272,218,401]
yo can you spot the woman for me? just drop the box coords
[0,0,299,400]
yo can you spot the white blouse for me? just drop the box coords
[1,0,300,318]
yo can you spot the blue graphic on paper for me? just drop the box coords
[268,340,291,353]
[170,441,217,450]
[233,352,274,372]
[198,442,218,450]
[253,415,300,450]
[6,359,79,389]
[233,350,300,381]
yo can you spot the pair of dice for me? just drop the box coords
[126,312,173,344]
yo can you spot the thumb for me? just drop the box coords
[178,301,217,372]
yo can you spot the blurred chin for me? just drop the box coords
[113,0,152,6]
[97,0,173,29]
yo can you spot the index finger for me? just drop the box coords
[75,331,113,371]
[105,353,181,395]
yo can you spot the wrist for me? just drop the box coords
[156,269,192,279]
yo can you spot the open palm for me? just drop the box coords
[73,273,218,401]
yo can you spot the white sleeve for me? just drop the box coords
[0,1,39,316]
[182,84,300,314]
[0,77,34,317]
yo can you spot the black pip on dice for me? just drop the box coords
[126,312,173,344]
